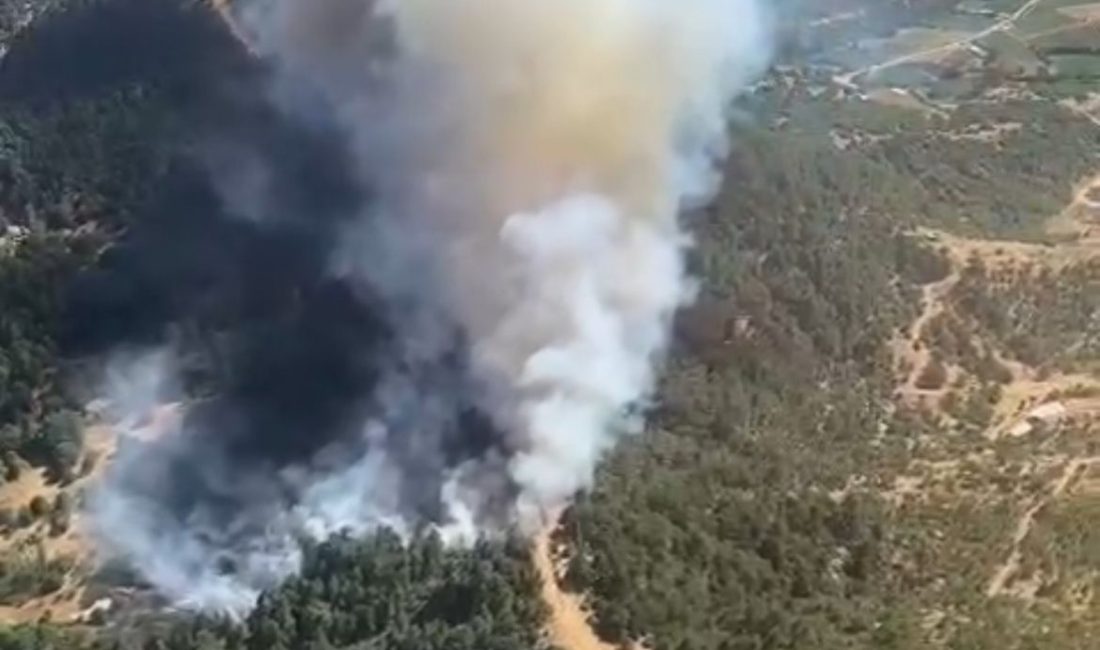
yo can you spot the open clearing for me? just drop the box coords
[0,404,180,625]
[0,424,115,624]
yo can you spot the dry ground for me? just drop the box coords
[889,171,1100,606]
[533,527,619,650]
[0,405,180,625]
[0,424,114,624]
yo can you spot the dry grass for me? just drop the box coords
[0,424,117,624]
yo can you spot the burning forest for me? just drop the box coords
[57,0,774,614]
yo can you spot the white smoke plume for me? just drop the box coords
[244,0,771,517]
[90,0,771,613]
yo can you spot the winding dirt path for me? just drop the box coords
[892,170,1100,601]
[835,0,1045,86]
[533,528,617,650]
[986,456,1099,597]
[1048,171,1100,247]
[892,261,960,405]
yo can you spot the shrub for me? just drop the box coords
[28,495,49,519]
[915,357,949,390]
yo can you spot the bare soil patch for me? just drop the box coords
[534,525,618,650]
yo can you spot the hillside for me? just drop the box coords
[558,1,1100,649]
[0,1,1096,649]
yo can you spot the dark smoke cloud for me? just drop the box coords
[55,1,511,611]
[68,0,770,612]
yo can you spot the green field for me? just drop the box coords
[1050,53,1100,77]
[1012,6,1075,36]
[1030,22,1100,52]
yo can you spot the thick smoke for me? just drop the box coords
[88,0,770,613]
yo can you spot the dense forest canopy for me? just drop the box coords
[0,0,1097,649]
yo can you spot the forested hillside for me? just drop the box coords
[0,0,244,487]
[561,119,941,650]
[0,0,1098,649]
[560,0,1100,647]
[0,533,548,650]
[0,2,559,647]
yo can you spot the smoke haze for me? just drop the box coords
[87,0,771,613]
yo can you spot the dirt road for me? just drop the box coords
[891,170,1100,601]
[533,528,618,650]
[893,263,959,406]
[986,456,1098,597]
[836,0,1046,86]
